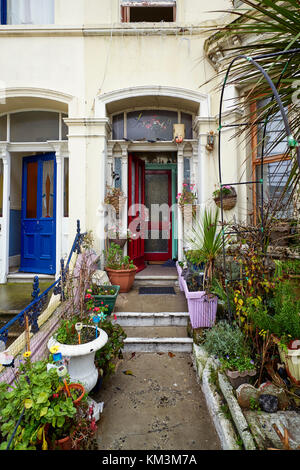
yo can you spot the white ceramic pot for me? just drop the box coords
[278,342,300,384]
[48,326,108,393]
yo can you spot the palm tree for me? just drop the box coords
[204,0,300,215]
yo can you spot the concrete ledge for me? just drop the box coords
[218,372,257,450]
[201,359,240,450]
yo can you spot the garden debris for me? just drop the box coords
[168,352,176,358]
[122,370,135,377]
[259,394,279,413]
[244,410,300,450]
[268,425,300,450]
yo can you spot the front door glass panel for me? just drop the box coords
[26,161,38,219]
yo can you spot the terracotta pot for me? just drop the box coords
[105,267,137,293]
[55,435,73,451]
[226,369,256,389]
[69,383,85,406]
[108,237,127,249]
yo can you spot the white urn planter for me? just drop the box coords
[48,326,108,393]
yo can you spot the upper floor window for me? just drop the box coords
[0,0,54,25]
[121,1,176,23]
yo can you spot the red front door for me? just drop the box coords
[144,169,172,262]
[128,154,146,272]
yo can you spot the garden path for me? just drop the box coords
[92,351,221,451]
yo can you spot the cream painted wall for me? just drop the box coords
[0,0,248,274]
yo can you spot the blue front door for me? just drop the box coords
[20,153,56,275]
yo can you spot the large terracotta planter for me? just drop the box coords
[105,267,137,293]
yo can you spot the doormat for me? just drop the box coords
[139,287,176,295]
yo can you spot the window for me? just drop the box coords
[251,98,292,221]
[1,0,54,25]
[112,109,193,141]
[121,1,176,23]
[2,111,67,142]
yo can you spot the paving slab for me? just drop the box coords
[115,286,188,313]
[93,352,221,450]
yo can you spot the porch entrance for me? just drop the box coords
[128,152,177,273]
[20,153,56,275]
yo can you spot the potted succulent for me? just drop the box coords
[104,242,137,293]
[213,185,237,210]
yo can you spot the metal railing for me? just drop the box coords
[0,220,85,347]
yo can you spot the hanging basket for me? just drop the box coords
[180,204,197,223]
[214,188,237,211]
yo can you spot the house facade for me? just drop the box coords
[0,0,255,283]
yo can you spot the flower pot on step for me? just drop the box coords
[93,285,120,315]
[105,267,137,293]
[181,268,217,328]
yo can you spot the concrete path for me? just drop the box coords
[93,352,221,451]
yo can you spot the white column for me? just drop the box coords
[49,141,68,278]
[0,146,11,284]
[177,144,184,261]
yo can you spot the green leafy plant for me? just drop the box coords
[104,242,136,270]
[0,356,79,450]
[212,185,235,199]
[95,318,127,380]
[203,321,255,370]
[188,207,224,288]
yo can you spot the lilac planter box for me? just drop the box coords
[176,262,217,328]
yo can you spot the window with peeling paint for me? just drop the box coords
[121,1,176,23]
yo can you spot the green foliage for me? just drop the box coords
[248,280,300,343]
[95,318,127,379]
[104,242,136,270]
[203,321,252,362]
[188,207,224,288]
[0,359,78,450]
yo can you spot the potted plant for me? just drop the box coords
[179,208,224,328]
[106,222,131,249]
[47,249,109,393]
[86,285,120,316]
[104,242,137,293]
[177,183,197,222]
[0,355,82,450]
[213,185,237,210]
[203,321,257,389]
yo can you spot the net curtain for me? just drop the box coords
[7,0,54,24]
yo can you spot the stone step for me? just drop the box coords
[115,311,189,327]
[124,326,188,338]
[133,278,179,287]
[7,273,55,284]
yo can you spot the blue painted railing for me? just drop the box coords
[0,220,85,347]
